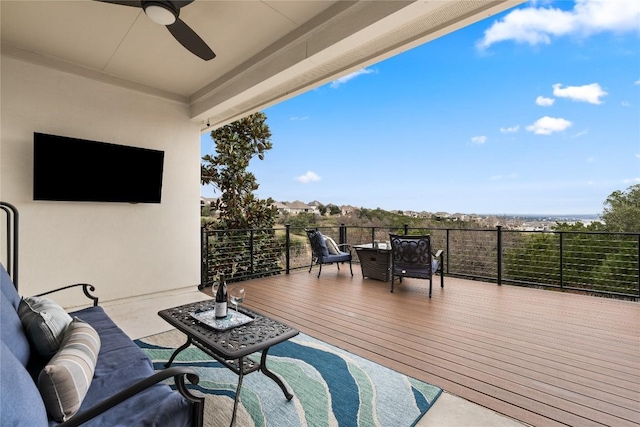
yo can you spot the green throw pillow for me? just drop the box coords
[18,296,73,357]
[38,317,101,422]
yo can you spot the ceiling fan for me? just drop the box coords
[96,0,215,61]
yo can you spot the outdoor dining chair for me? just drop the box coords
[389,234,444,297]
[305,229,353,278]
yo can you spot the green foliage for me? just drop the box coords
[502,185,640,296]
[553,221,606,232]
[328,204,341,215]
[286,212,317,229]
[591,238,639,294]
[201,112,280,281]
[201,112,277,230]
[601,184,640,232]
[503,222,638,295]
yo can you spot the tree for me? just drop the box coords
[201,112,279,283]
[201,112,277,229]
[328,204,341,215]
[502,186,640,296]
[601,184,640,232]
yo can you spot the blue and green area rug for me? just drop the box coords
[135,330,442,427]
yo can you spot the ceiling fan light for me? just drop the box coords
[144,3,177,26]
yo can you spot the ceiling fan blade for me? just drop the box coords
[167,17,215,61]
[173,0,195,8]
[94,0,142,8]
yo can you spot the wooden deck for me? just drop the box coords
[207,267,640,427]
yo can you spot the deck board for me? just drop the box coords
[206,267,640,427]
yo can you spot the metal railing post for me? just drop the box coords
[497,225,502,286]
[249,229,255,276]
[198,228,207,290]
[371,227,375,243]
[403,224,408,235]
[285,224,291,274]
[446,229,450,275]
[340,223,347,246]
[559,232,564,290]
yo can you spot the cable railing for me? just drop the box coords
[201,224,640,299]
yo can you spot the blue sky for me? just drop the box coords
[201,0,640,215]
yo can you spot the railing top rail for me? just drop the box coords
[201,225,640,237]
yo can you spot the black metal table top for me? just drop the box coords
[158,300,299,359]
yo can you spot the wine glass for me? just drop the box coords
[229,287,245,319]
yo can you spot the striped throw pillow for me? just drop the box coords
[18,296,73,357]
[38,317,101,422]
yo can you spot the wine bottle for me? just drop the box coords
[214,274,228,318]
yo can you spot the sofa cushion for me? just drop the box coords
[19,296,73,358]
[70,306,192,427]
[0,340,48,426]
[1,292,31,366]
[324,252,351,263]
[0,262,20,310]
[38,318,101,422]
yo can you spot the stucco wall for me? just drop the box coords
[1,56,201,307]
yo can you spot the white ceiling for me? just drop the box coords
[1,0,523,130]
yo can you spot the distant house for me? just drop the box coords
[273,200,319,215]
[200,197,216,207]
[434,211,452,221]
[451,213,467,221]
[340,205,355,215]
[287,200,319,215]
[272,201,289,214]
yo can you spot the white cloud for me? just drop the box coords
[571,129,589,138]
[623,178,640,183]
[636,154,640,159]
[535,96,555,106]
[471,136,487,145]
[489,175,503,181]
[477,0,640,49]
[635,80,640,85]
[330,68,376,88]
[587,156,595,163]
[621,101,631,107]
[500,125,520,133]
[552,83,607,104]
[526,116,573,135]
[295,171,321,183]
[536,96,556,107]
[290,116,309,121]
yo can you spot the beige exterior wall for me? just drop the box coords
[1,57,201,307]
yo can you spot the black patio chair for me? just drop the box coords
[389,234,444,297]
[305,229,353,278]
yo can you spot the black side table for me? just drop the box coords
[354,244,392,281]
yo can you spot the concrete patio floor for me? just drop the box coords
[97,287,529,427]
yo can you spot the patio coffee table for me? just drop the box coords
[158,300,299,427]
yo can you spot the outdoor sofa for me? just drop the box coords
[0,262,205,426]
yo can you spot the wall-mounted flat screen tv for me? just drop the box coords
[33,132,164,203]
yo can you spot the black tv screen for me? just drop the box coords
[33,132,164,203]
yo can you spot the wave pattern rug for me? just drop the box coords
[135,330,442,427]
